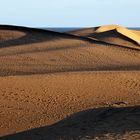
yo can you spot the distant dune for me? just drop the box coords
[0,25,140,140]
[69,24,140,49]
[95,25,140,45]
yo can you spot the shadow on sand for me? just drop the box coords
[1,105,140,140]
[0,25,79,48]
[0,25,139,52]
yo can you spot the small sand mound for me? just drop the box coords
[95,25,140,45]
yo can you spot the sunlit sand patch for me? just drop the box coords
[95,25,140,45]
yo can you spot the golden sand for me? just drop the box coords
[0,25,140,140]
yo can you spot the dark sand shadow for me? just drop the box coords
[1,105,140,140]
[0,25,96,49]
[0,25,75,48]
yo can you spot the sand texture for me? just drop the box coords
[0,25,140,140]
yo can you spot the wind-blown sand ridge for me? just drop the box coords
[69,25,140,50]
[95,25,140,45]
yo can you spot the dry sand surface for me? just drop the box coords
[0,25,140,140]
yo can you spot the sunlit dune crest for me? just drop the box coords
[95,24,121,33]
[95,24,140,45]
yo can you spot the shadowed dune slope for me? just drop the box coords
[0,25,91,48]
[68,27,97,36]
[1,106,140,140]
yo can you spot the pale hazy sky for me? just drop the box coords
[0,0,139,27]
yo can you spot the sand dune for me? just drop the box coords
[0,25,140,140]
[95,25,140,45]
[69,25,140,49]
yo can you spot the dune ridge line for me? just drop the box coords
[95,25,140,45]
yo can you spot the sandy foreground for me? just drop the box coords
[0,25,140,140]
